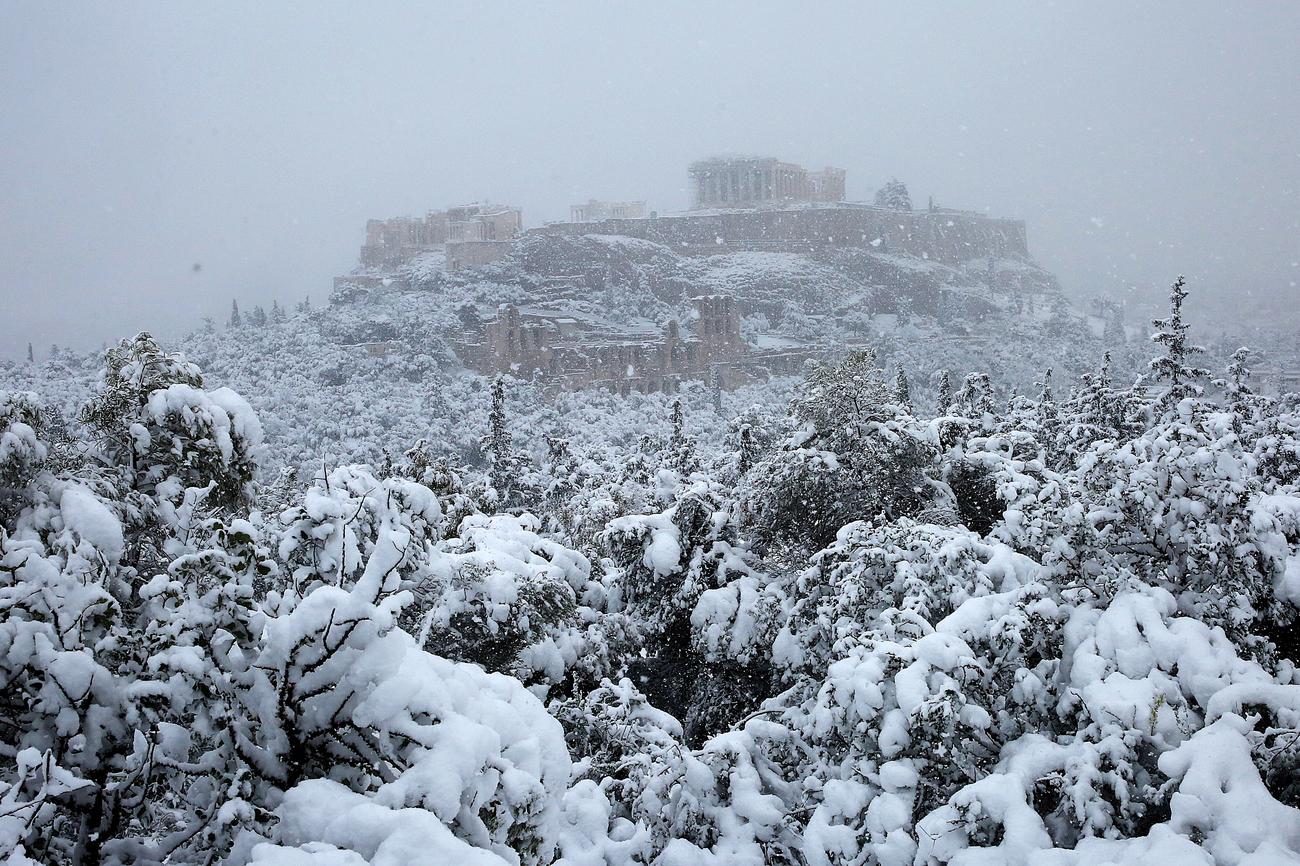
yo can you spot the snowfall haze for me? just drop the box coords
[2,1,1299,356]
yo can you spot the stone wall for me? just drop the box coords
[532,204,1028,265]
[446,240,514,271]
[570,199,647,222]
[446,204,522,242]
[360,213,447,268]
[457,296,749,392]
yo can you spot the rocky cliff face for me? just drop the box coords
[402,230,1062,342]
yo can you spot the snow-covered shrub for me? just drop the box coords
[242,562,572,865]
[0,392,49,522]
[413,512,579,675]
[1074,399,1294,635]
[601,480,769,740]
[743,350,938,551]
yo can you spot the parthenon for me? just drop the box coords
[688,156,846,209]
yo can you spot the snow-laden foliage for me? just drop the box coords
[1,274,1299,866]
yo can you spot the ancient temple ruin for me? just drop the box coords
[688,156,846,209]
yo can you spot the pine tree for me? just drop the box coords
[487,375,510,453]
[894,365,912,413]
[1220,346,1255,413]
[482,375,522,502]
[1038,367,1054,405]
[874,178,912,211]
[271,299,286,323]
[736,424,756,476]
[956,372,994,415]
[665,398,698,475]
[937,369,952,414]
[25,342,33,363]
[229,299,242,328]
[78,332,257,510]
[1147,275,1208,409]
[710,366,723,412]
[1098,350,1112,391]
[1103,302,1126,345]
[250,305,268,327]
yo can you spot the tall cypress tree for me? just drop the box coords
[937,369,952,414]
[1147,275,1208,410]
[484,376,513,499]
[894,366,912,413]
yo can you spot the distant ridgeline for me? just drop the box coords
[334,155,1049,395]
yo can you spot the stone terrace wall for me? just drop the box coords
[531,205,1029,265]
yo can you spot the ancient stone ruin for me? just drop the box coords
[336,155,1038,393]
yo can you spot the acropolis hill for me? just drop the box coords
[332,156,1056,394]
[533,156,1027,264]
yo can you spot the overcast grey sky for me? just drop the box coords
[2,2,1298,357]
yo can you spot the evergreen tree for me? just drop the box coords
[1147,275,1209,409]
[250,305,268,327]
[1103,301,1126,345]
[874,177,912,210]
[78,332,260,511]
[736,424,756,476]
[486,375,511,466]
[1220,345,1255,411]
[957,371,993,415]
[665,398,699,475]
[894,365,912,413]
[229,299,242,328]
[482,375,527,504]
[1038,367,1054,404]
[746,351,936,550]
[937,369,952,414]
[25,342,32,363]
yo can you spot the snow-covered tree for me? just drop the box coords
[937,368,953,413]
[482,375,530,507]
[874,177,912,211]
[894,365,912,413]
[78,332,261,512]
[743,351,939,552]
[1147,275,1209,411]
